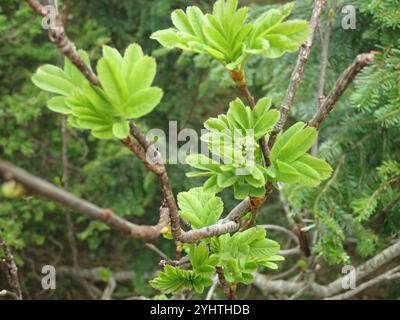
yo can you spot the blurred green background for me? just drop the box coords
[0,0,399,299]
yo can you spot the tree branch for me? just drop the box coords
[0,159,169,240]
[0,290,20,300]
[230,70,270,164]
[308,52,375,128]
[325,265,400,300]
[27,1,181,237]
[25,0,99,85]
[254,239,400,298]
[268,0,326,146]
[58,266,135,282]
[0,238,23,300]
[101,276,116,300]
[312,0,336,155]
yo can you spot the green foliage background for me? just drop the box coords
[0,0,399,299]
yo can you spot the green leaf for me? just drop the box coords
[277,127,317,163]
[112,121,130,139]
[250,3,294,43]
[189,243,217,274]
[186,154,221,172]
[217,172,237,188]
[150,265,211,294]
[150,29,183,49]
[47,96,71,114]
[122,87,163,119]
[172,9,195,34]
[254,109,279,139]
[186,171,214,178]
[204,117,229,131]
[234,182,250,200]
[126,56,157,94]
[297,154,333,180]
[32,65,75,96]
[204,175,224,193]
[121,44,144,83]
[270,122,305,163]
[275,160,300,183]
[290,160,321,187]
[91,125,114,140]
[211,226,283,284]
[227,98,251,129]
[177,187,223,228]
[63,51,90,87]
[247,3,309,59]
[97,46,128,104]
[253,97,272,119]
[186,6,206,41]
[267,20,310,49]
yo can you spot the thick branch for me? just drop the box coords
[268,0,326,146]
[0,159,169,240]
[123,123,182,240]
[179,221,239,244]
[221,197,252,223]
[254,239,400,298]
[308,52,375,128]
[326,265,400,300]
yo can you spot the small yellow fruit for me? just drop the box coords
[1,180,27,199]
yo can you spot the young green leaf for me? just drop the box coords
[150,265,212,294]
[112,121,130,139]
[177,187,223,229]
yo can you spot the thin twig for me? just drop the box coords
[261,224,299,244]
[101,277,117,300]
[229,70,270,165]
[206,275,219,300]
[308,52,375,128]
[253,239,400,298]
[313,155,346,208]
[145,243,170,260]
[326,265,400,300]
[0,290,20,300]
[369,193,400,224]
[25,0,99,85]
[269,0,326,147]
[61,116,79,269]
[216,267,230,299]
[0,238,22,300]
[312,0,336,155]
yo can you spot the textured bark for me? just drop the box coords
[268,0,326,147]
[0,238,22,300]
[308,53,375,128]
[254,240,400,298]
[26,0,100,85]
[0,159,169,240]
